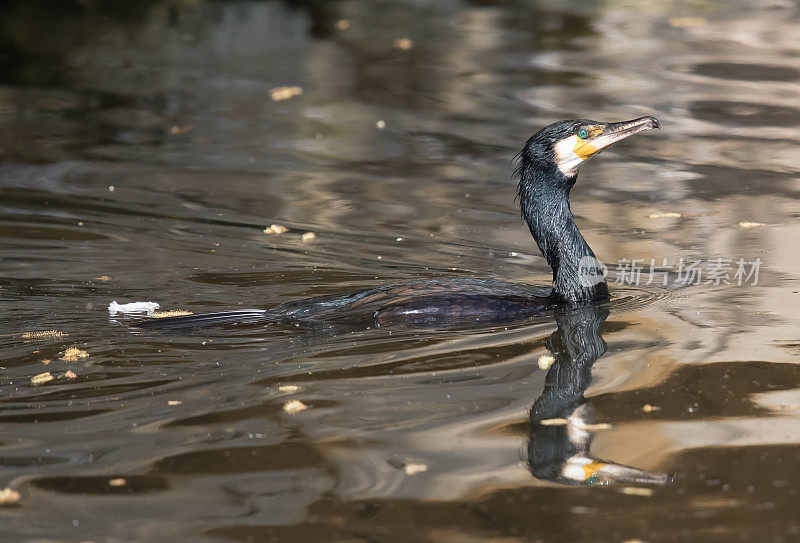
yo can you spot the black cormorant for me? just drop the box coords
[140,116,659,330]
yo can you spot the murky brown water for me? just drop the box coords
[2,0,800,541]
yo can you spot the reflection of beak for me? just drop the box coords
[562,456,672,486]
[574,116,660,159]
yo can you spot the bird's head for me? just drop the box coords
[521,116,660,182]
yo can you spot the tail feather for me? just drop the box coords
[136,309,272,330]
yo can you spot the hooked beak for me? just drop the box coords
[574,116,660,159]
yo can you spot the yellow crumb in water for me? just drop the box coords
[64,370,78,379]
[263,224,289,235]
[301,232,316,242]
[283,400,308,414]
[31,372,54,385]
[642,404,661,413]
[278,385,300,393]
[738,221,765,229]
[108,478,127,487]
[540,418,568,426]
[648,212,682,219]
[335,19,350,30]
[376,119,386,130]
[538,354,555,370]
[94,276,111,281]
[169,124,194,135]
[404,463,428,475]
[62,347,89,362]
[0,487,20,505]
[619,487,654,496]
[167,400,182,406]
[269,86,303,101]
[21,330,67,339]
[151,310,193,318]
[669,17,706,28]
[42,359,51,365]
[394,38,414,50]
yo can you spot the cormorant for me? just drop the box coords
[139,116,659,330]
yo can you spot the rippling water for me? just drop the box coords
[1,1,800,541]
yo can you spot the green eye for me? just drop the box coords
[577,129,589,139]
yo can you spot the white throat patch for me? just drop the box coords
[553,135,584,177]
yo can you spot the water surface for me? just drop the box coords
[1,1,799,541]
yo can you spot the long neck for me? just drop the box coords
[518,163,609,305]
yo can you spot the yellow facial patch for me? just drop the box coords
[574,138,598,160]
[582,460,606,480]
[573,126,603,160]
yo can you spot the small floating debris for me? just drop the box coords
[540,418,568,426]
[31,372,54,386]
[169,124,194,136]
[335,19,350,31]
[619,486,654,497]
[108,301,160,316]
[404,463,428,475]
[738,221,765,229]
[538,354,555,370]
[167,400,182,406]
[301,232,316,242]
[263,224,289,235]
[62,347,89,362]
[0,487,20,505]
[393,38,414,51]
[21,330,67,340]
[269,86,303,101]
[94,275,111,281]
[64,370,78,380]
[278,385,300,393]
[151,310,193,318]
[642,403,661,413]
[283,400,308,414]
[648,212,682,219]
[108,478,127,487]
[376,119,386,130]
[669,17,706,28]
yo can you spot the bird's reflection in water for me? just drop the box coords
[528,305,671,486]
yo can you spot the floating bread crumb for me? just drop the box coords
[64,370,78,379]
[151,310,193,318]
[31,372,54,385]
[270,87,303,101]
[619,486,654,496]
[108,478,127,487]
[394,38,414,50]
[167,400,182,406]
[170,124,194,135]
[648,212,682,219]
[642,404,660,413]
[738,221,765,229]
[335,19,350,30]
[278,385,300,393]
[538,354,555,370]
[301,232,316,242]
[263,224,289,235]
[94,275,111,281]
[62,347,89,362]
[283,400,308,414]
[21,330,67,339]
[669,17,706,27]
[0,488,20,505]
[404,463,428,475]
